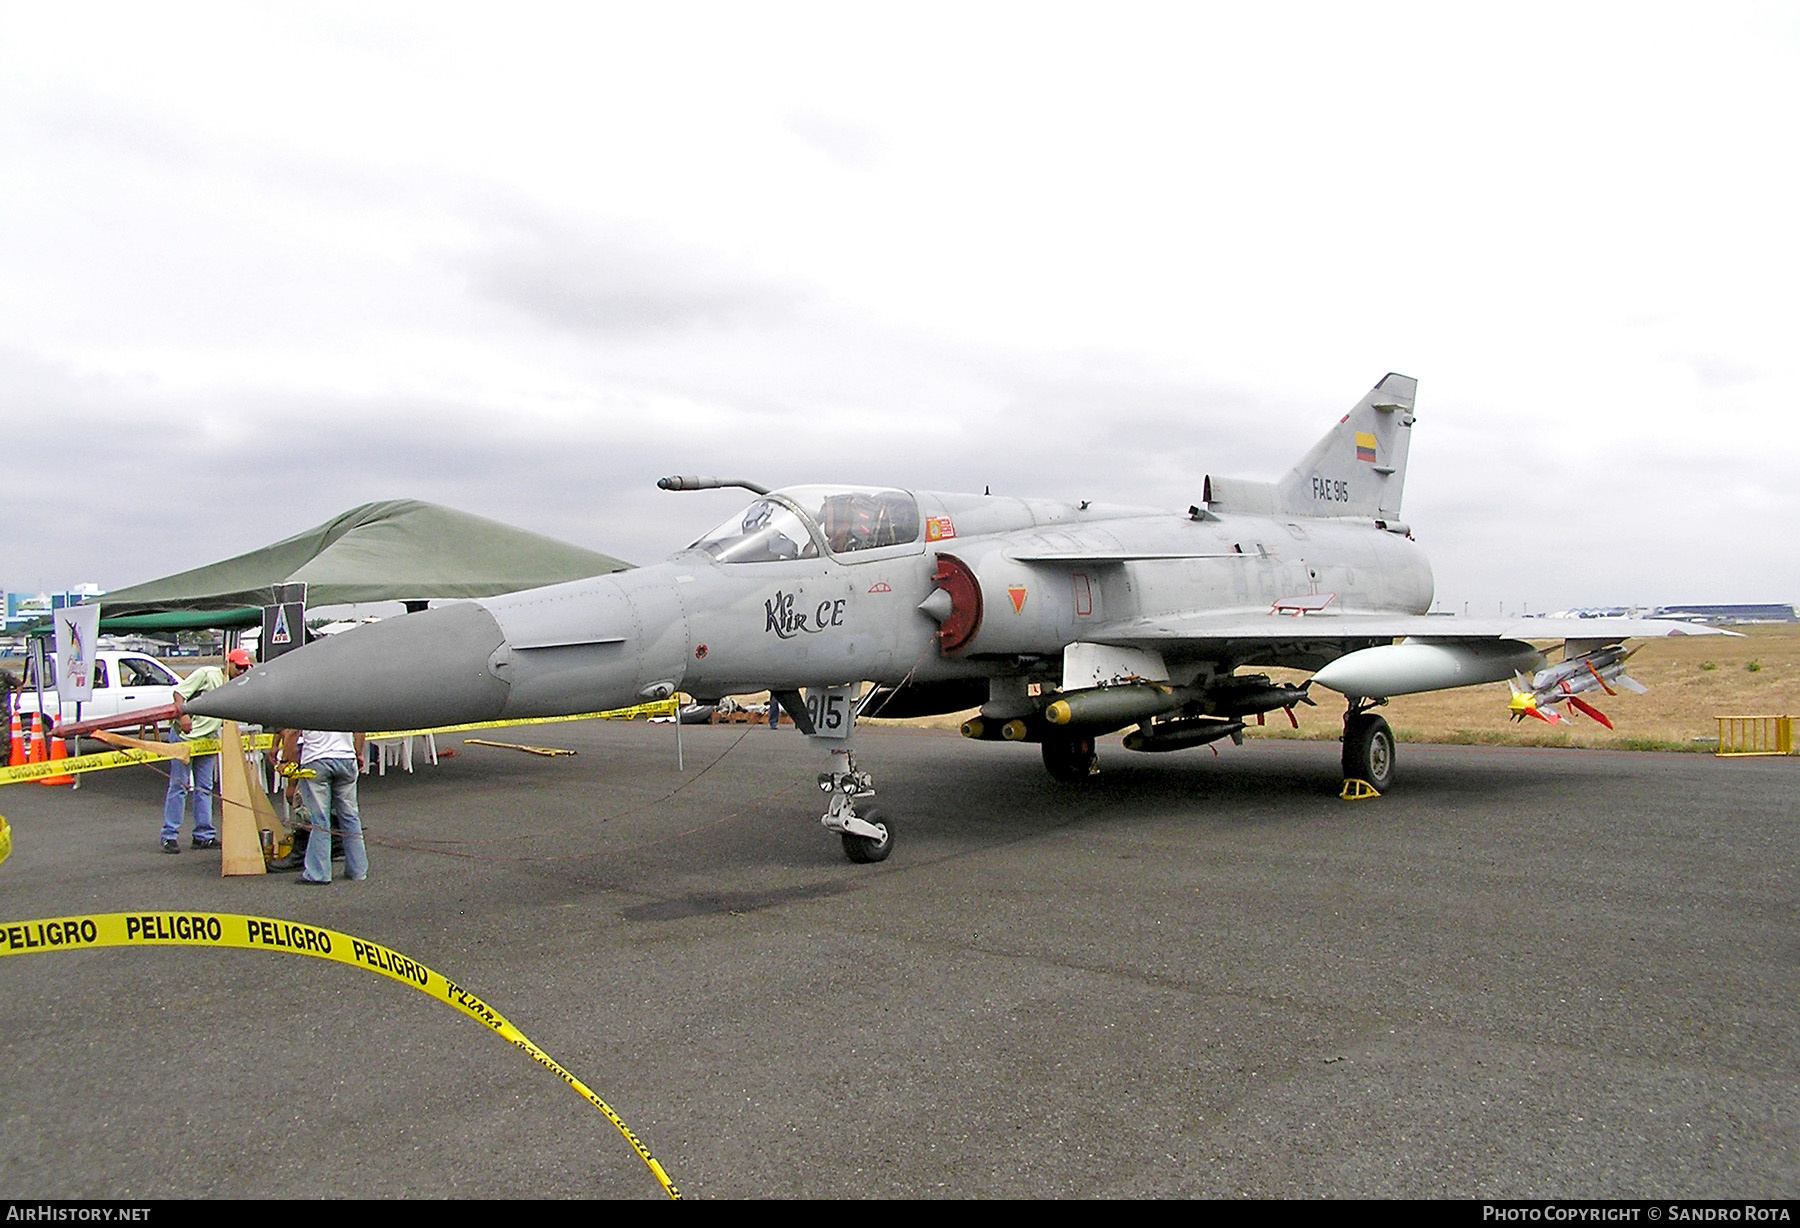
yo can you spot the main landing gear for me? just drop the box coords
[1042,734,1099,783]
[1341,700,1395,792]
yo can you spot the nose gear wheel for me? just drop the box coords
[841,808,891,863]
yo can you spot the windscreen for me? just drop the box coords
[690,487,920,562]
[691,498,821,563]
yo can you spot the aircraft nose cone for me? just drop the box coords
[187,602,511,731]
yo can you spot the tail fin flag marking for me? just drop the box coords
[1204,373,1417,521]
[1274,372,1415,519]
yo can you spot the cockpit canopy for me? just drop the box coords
[692,485,920,563]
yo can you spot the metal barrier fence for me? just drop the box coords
[1715,715,1793,757]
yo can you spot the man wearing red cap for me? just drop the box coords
[162,647,254,854]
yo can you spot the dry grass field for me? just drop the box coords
[866,623,1800,753]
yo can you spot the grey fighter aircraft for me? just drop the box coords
[189,374,1723,862]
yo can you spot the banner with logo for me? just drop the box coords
[53,604,102,702]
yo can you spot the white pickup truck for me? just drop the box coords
[11,651,186,733]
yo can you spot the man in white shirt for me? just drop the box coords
[278,728,368,885]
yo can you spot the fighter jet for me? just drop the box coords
[188,374,1723,862]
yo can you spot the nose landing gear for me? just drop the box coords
[819,749,891,862]
[803,683,893,863]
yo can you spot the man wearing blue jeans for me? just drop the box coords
[163,648,253,853]
[283,729,368,885]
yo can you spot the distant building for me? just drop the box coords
[2,584,107,633]
[1541,603,1796,625]
[4,591,51,633]
[1548,606,1651,619]
[96,634,168,655]
[1652,603,1797,625]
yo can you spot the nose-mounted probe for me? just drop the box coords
[657,476,771,495]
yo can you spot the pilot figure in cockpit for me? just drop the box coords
[821,496,857,554]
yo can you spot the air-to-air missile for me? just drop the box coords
[1507,644,1648,728]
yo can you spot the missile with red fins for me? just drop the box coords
[1507,644,1647,727]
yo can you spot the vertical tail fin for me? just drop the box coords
[1272,373,1416,520]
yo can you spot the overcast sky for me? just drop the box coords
[4,3,1796,614]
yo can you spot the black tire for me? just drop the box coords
[1042,735,1099,783]
[841,808,892,864]
[1342,714,1396,790]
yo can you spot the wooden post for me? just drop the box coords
[216,720,268,877]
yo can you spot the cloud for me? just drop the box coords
[785,111,886,167]
[3,10,1796,617]
[0,331,1310,592]
[457,215,809,335]
[1682,353,1765,391]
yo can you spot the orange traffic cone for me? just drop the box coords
[7,710,22,768]
[40,733,73,786]
[27,714,47,764]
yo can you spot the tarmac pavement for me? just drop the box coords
[0,723,1795,1199]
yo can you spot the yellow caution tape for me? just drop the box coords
[0,816,10,867]
[0,911,680,1199]
[368,700,679,740]
[0,702,684,785]
[0,734,277,788]
[597,700,684,721]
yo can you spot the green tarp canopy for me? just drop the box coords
[102,608,263,631]
[91,500,633,617]
[21,609,264,638]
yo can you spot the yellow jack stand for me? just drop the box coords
[1340,778,1381,801]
